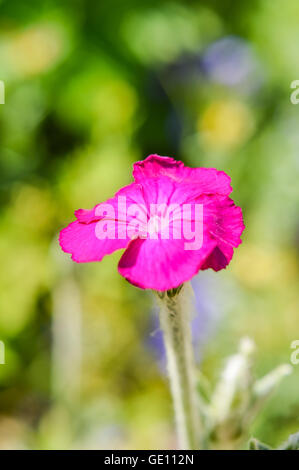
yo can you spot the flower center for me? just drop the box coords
[147,214,164,236]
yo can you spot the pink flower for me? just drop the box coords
[59,155,245,291]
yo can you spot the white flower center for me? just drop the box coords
[147,215,162,235]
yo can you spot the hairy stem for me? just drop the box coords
[156,283,201,450]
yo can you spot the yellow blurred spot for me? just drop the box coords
[199,99,255,151]
[11,185,55,233]
[232,244,297,288]
[92,79,137,133]
[9,23,65,77]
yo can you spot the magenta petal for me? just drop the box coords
[75,183,145,224]
[59,183,147,263]
[201,246,230,271]
[118,236,217,291]
[133,154,184,181]
[59,220,130,263]
[59,154,244,285]
[74,182,146,224]
[75,208,97,223]
[201,196,245,270]
[133,154,232,196]
[135,175,212,210]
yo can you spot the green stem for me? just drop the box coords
[156,283,201,450]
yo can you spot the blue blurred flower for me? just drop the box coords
[202,36,262,91]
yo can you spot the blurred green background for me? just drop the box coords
[0,0,298,449]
